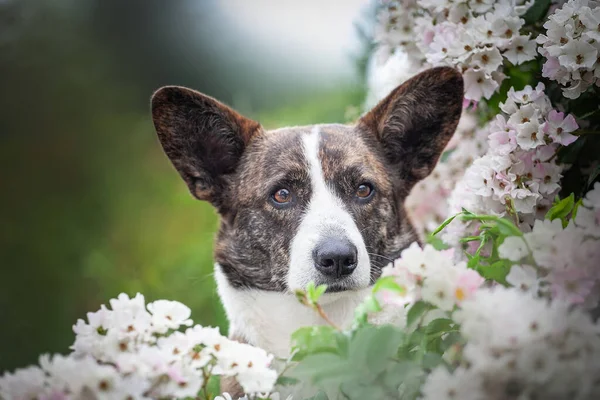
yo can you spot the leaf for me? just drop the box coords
[290,352,353,384]
[406,301,433,328]
[354,295,382,327]
[494,218,522,237]
[291,326,341,361]
[545,193,575,222]
[522,0,552,24]
[430,213,459,236]
[440,331,464,352]
[572,198,583,221]
[360,326,405,374]
[421,352,444,370]
[466,254,480,270]
[426,234,450,250]
[478,259,512,285]
[587,165,600,188]
[372,276,406,296]
[305,391,329,400]
[314,284,327,300]
[275,376,300,387]
[425,318,454,335]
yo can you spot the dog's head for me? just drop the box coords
[151,67,463,294]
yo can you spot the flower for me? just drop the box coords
[147,300,193,333]
[371,0,537,101]
[498,236,529,261]
[538,0,600,98]
[506,264,539,292]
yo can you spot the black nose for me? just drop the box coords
[313,238,358,278]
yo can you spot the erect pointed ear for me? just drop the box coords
[151,86,261,205]
[359,66,464,193]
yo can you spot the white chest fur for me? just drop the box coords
[214,264,373,357]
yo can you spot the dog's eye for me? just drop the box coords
[272,188,293,205]
[356,183,375,201]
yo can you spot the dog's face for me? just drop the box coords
[151,67,463,294]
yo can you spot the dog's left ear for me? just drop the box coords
[151,86,261,208]
[359,66,464,193]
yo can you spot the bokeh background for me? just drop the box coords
[0,0,375,371]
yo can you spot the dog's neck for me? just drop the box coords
[214,264,372,357]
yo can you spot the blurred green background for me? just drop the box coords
[0,0,371,371]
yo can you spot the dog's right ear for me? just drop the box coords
[151,86,261,205]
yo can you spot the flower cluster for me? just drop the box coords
[379,243,485,312]
[422,286,600,400]
[538,0,600,99]
[444,83,579,245]
[405,112,489,236]
[373,0,537,101]
[499,182,600,307]
[0,294,277,400]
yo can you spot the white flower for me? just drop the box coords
[506,264,539,292]
[463,68,499,100]
[421,366,483,400]
[539,0,600,98]
[147,299,193,333]
[0,366,46,400]
[583,182,600,209]
[558,39,599,70]
[498,236,529,261]
[503,35,537,65]
[470,48,504,74]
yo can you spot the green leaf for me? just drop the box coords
[354,295,382,326]
[572,198,583,221]
[466,254,480,270]
[425,318,454,335]
[350,325,404,375]
[495,218,523,237]
[440,331,464,352]
[291,326,340,361]
[479,259,512,285]
[314,284,327,300]
[305,391,329,400]
[426,234,450,250]
[372,276,406,296]
[406,301,433,328]
[523,0,552,24]
[430,213,459,236]
[545,193,575,222]
[275,376,300,387]
[290,352,353,384]
[421,352,444,370]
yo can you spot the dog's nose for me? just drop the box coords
[313,238,358,278]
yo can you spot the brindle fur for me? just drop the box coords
[151,66,464,397]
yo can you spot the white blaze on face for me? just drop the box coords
[288,126,371,293]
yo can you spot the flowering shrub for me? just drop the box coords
[3,0,600,399]
[0,294,277,399]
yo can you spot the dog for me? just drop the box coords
[151,66,463,397]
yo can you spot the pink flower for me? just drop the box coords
[454,269,485,303]
[377,289,411,307]
[542,110,579,146]
[489,130,518,155]
[542,56,562,80]
[550,268,596,304]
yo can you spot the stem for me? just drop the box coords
[574,130,600,136]
[314,303,342,331]
[201,367,212,400]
